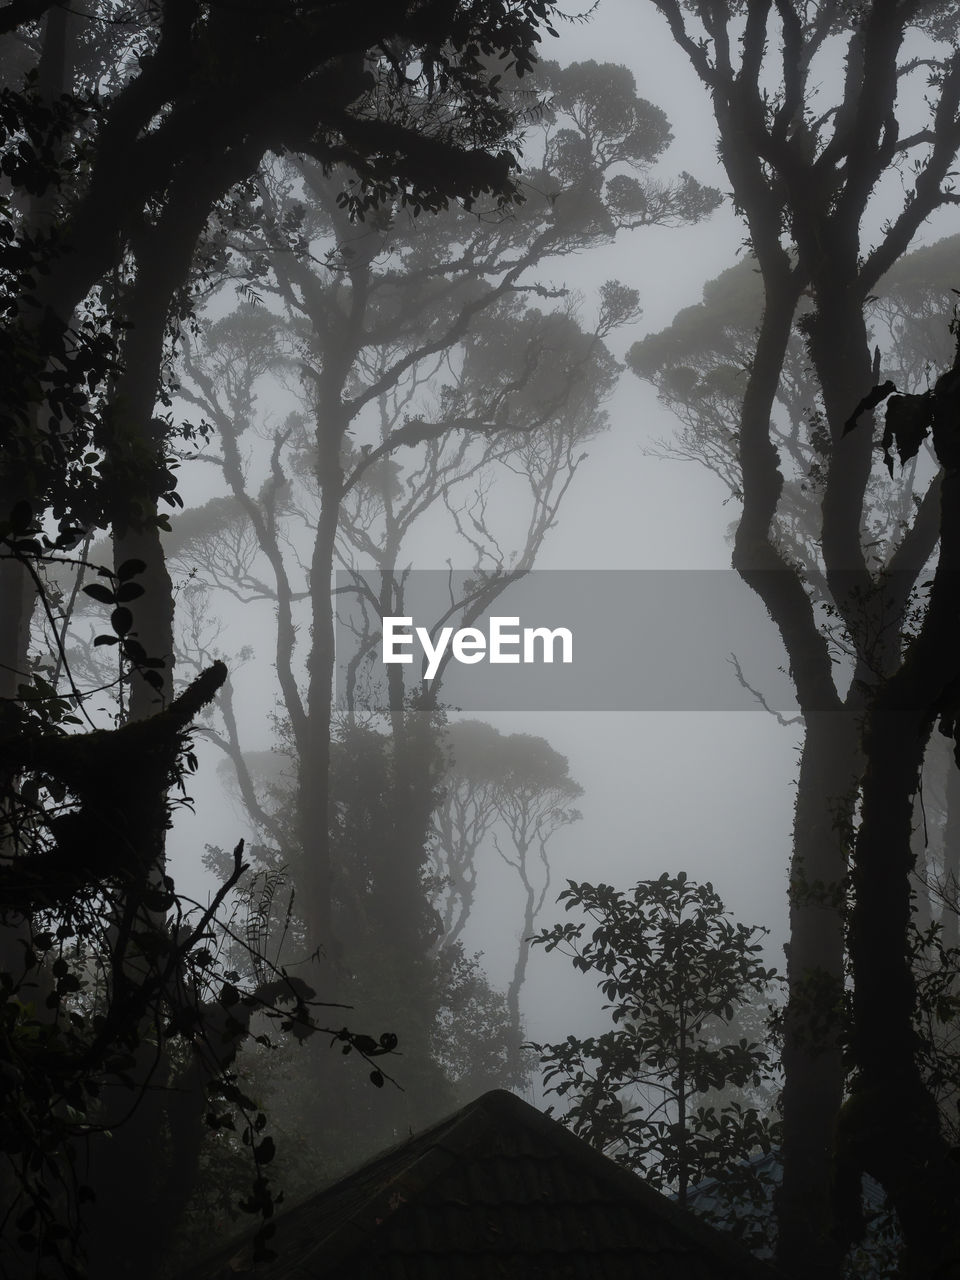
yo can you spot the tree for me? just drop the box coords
[630,237,960,930]
[2,2,582,1273]
[172,53,718,961]
[432,720,582,1071]
[1,0,573,834]
[160,52,717,1170]
[0,614,398,1278]
[0,0,571,978]
[825,348,960,1277]
[636,4,960,1272]
[532,873,779,1225]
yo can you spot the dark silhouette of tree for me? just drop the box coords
[631,237,960,931]
[638,3,960,1273]
[1,0,574,817]
[0,613,398,1278]
[1,2,583,1274]
[826,353,960,1276]
[532,873,779,1234]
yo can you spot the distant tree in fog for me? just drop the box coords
[173,54,719,955]
[433,719,582,1071]
[167,55,719,1171]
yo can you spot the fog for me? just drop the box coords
[8,1,960,1274]
[159,0,947,1087]
[166,6,802,1078]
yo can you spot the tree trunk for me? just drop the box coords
[776,710,857,1276]
[942,760,960,949]
[849,702,960,1278]
[843,452,960,1277]
[300,456,340,958]
[505,842,537,1079]
[83,182,216,1280]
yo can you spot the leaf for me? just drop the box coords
[881,393,933,476]
[114,582,144,602]
[117,558,146,581]
[219,982,240,1007]
[9,500,33,533]
[83,583,115,606]
[842,379,897,436]
[141,670,164,691]
[369,1069,385,1087]
[93,634,120,646]
[110,606,133,636]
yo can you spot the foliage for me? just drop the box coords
[531,873,780,1222]
[0,643,397,1278]
[432,718,583,947]
[0,5,724,1274]
[431,942,535,1095]
[901,921,960,1146]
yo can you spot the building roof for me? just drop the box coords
[182,1089,785,1280]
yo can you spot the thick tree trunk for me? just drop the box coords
[0,557,36,979]
[776,710,857,1277]
[299,222,370,959]
[84,184,216,1280]
[849,702,960,1278]
[729,264,853,1278]
[842,443,960,1277]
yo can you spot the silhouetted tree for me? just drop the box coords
[1,2,579,1274]
[533,873,779,1233]
[631,237,960,933]
[640,3,960,1272]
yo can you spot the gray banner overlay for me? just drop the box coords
[334,570,810,712]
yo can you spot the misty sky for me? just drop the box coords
[166,1,955,1078]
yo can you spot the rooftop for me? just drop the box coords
[181,1089,786,1280]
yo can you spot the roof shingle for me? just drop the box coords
[182,1089,786,1280]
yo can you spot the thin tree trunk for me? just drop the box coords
[505,842,536,1079]
[942,760,960,949]
[301,465,340,958]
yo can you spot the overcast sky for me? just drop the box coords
[166,1,957,1083]
[166,4,798,1069]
